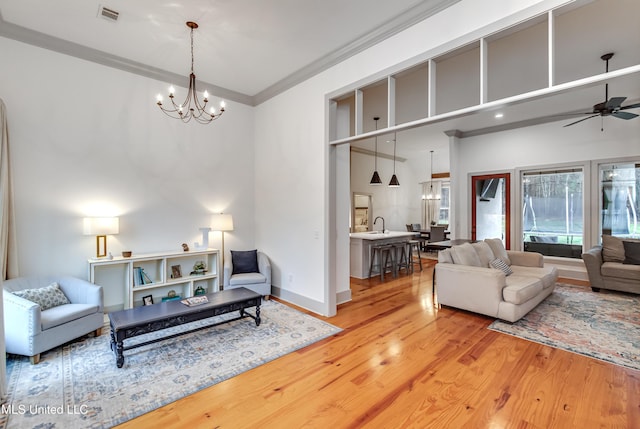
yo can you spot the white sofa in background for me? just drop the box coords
[435,239,558,322]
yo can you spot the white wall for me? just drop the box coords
[350,151,421,231]
[0,37,256,309]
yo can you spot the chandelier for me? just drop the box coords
[156,21,225,124]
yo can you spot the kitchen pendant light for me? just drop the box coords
[426,150,440,200]
[388,133,400,187]
[369,117,382,185]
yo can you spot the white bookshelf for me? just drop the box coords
[88,248,219,310]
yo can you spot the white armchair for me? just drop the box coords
[3,276,104,364]
[224,250,272,298]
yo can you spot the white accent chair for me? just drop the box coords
[3,276,104,364]
[223,251,272,298]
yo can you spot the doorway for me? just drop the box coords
[471,173,510,248]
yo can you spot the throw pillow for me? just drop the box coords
[12,282,70,311]
[471,241,495,267]
[231,249,259,275]
[450,242,482,267]
[601,234,625,263]
[490,258,513,276]
[622,241,640,265]
[484,238,511,265]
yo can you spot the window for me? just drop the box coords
[599,162,640,239]
[522,168,584,258]
[439,182,450,225]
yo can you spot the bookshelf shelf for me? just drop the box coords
[88,248,219,310]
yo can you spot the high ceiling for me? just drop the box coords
[0,0,457,103]
[0,0,638,159]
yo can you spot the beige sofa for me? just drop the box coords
[582,235,640,294]
[435,239,558,322]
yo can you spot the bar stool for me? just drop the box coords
[393,242,410,276]
[407,239,423,272]
[368,244,395,281]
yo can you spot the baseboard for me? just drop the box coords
[271,286,327,315]
[337,289,352,305]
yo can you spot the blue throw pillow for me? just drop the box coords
[231,250,259,274]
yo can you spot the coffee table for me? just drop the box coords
[108,287,261,368]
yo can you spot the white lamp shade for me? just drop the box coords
[83,217,119,235]
[211,213,233,231]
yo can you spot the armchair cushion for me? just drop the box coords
[12,282,70,311]
[231,249,259,274]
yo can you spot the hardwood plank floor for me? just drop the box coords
[117,260,640,428]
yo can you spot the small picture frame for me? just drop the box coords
[142,295,154,306]
[171,265,182,279]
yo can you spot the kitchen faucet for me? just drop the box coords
[374,216,385,233]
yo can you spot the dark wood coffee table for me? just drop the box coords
[108,287,261,368]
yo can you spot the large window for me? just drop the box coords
[599,162,640,239]
[439,182,450,225]
[522,168,584,258]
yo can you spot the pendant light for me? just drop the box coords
[388,133,400,187]
[369,117,382,185]
[427,150,440,200]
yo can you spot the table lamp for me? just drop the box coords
[83,217,119,258]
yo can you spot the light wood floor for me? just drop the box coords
[117,260,640,429]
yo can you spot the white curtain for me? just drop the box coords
[422,181,442,227]
[0,98,18,403]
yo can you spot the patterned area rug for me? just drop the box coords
[489,284,640,371]
[1,300,341,429]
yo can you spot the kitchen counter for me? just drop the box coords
[350,231,417,279]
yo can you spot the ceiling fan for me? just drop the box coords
[564,53,640,129]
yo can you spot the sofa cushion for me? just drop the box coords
[12,282,70,311]
[490,258,513,276]
[485,238,511,265]
[502,276,543,305]
[40,303,99,330]
[622,241,640,265]
[228,272,267,286]
[472,241,495,267]
[601,261,640,281]
[450,243,482,267]
[602,235,626,262]
[438,249,453,264]
[510,265,558,289]
[231,250,259,274]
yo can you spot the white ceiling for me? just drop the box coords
[0,0,638,159]
[0,0,456,103]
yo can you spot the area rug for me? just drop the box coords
[0,300,341,429]
[489,283,640,371]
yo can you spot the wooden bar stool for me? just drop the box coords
[368,244,396,281]
[393,242,410,276]
[408,239,423,272]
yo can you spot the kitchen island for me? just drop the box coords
[350,231,417,279]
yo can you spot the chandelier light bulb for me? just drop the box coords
[156,94,163,104]
[220,101,226,110]
[210,107,216,114]
[155,21,226,124]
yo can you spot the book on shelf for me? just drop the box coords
[181,296,209,307]
[133,267,153,286]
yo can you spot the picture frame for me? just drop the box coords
[171,265,182,279]
[142,295,154,306]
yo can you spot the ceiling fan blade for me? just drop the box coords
[605,97,626,109]
[612,111,639,120]
[620,102,640,110]
[563,114,599,127]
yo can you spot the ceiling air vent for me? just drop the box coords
[98,5,119,22]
